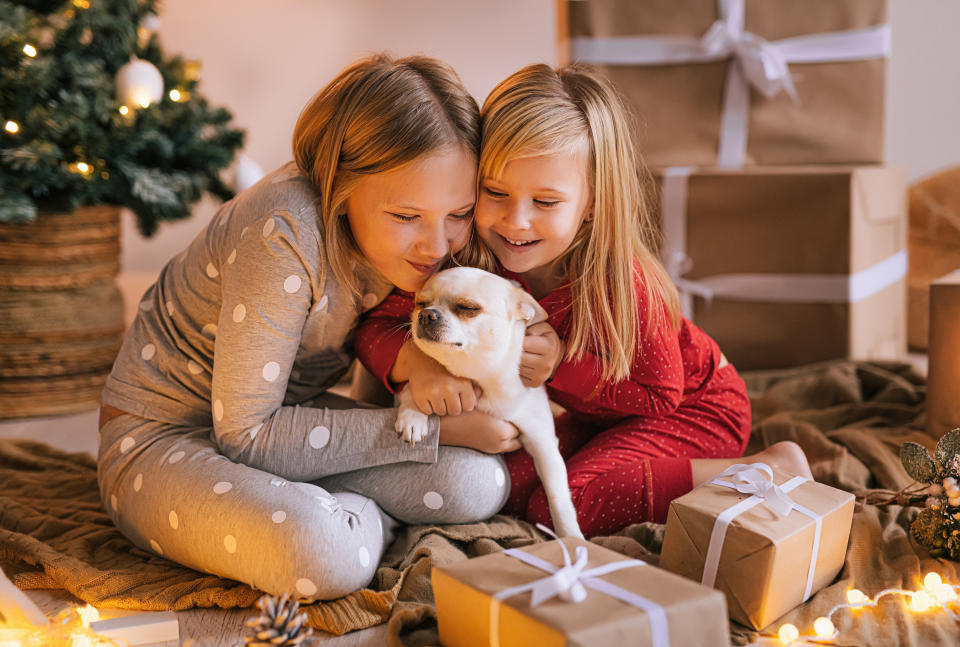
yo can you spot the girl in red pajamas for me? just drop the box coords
[355,64,812,538]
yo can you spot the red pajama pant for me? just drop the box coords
[501,368,751,538]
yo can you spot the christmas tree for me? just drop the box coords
[0,0,244,236]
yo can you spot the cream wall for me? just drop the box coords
[122,0,960,277]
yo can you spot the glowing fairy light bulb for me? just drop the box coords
[169,89,182,102]
[23,44,37,57]
[910,590,933,613]
[134,89,152,108]
[777,623,799,644]
[846,588,868,605]
[76,604,99,627]
[4,120,19,134]
[813,616,835,638]
[118,105,129,116]
[924,572,943,590]
[934,583,958,603]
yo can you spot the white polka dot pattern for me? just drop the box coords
[141,344,156,361]
[362,293,378,310]
[227,249,237,264]
[213,400,224,421]
[224,535,237,553]
[262,362,280,382]
[205,262,218,278]
[166,301,175,317]
[201,323,218,338]
[150,539,163,555]
[422,491,444,510]
[262,218,275,237]
[272,510,287,524]
[168,451,185,464]
[296,578,317,597]
[232,304,246,323]
[133,473,143,491]
[358,546,370,568]
[308,426,330,449]
[213,482,233,494]
[169,511,179,529]
[119,437,135,453]
[283,275,302,293]
[187,360,203,375]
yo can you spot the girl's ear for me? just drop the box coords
[516,288,548,325]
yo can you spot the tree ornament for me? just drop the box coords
[244,593,313,647]
[116,57,164,109]
[901,428,960,560]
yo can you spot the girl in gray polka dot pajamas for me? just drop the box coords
[97,55,513,601]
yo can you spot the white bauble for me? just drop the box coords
[116,57,164,108]
[235,155,266,192]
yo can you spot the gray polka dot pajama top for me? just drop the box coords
[98,162,509,600]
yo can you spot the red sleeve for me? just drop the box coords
[547,282,684,417]
[354,289,415,394]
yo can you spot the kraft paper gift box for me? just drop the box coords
[660,463,855,630]
[432,537,729,647]
[926,271,960,439]
[566,0,888,168]
[655,165,907,370]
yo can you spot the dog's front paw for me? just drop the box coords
[395,407,430,446]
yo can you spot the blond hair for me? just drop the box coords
[293,54,480,295]
[474,64,681,383]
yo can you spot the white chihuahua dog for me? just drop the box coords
[394,267,583,539]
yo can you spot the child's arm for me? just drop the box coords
[355,289,480,416]
[519,321,565,387]
[544,294,685,417]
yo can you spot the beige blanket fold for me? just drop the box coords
[2,359,956,647]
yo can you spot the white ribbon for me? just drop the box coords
[571,0,890,167]
[700,462,823,603]
[489,527,669,647]
[660,168,907,319]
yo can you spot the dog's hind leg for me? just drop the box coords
[521,435,584,539]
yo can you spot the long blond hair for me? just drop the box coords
[292,54,480,295]
[474,64,681,383]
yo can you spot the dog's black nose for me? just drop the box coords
[418,307,441,328]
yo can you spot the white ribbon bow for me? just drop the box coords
[713,463,796,516]
[700,17,797,101]
[571,0,890,167]
[490,525,670,647]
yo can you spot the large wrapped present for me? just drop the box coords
[566,0,888,167]
[656,165,907,370]
[660,463,855,630]
[926,271,960,440]
[433,536,729,647]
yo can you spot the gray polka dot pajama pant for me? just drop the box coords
[97,401,509,601]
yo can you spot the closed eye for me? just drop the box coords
[483,186,507,198]
[534,199,560,207]
[454,302,482,317]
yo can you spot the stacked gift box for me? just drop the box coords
[567,0,905,370]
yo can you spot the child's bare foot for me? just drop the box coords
[755,441,814,481]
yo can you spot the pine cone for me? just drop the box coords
[245,593,313,647]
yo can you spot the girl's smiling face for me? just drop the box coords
[475,145,592,295]
[346,146,477,293]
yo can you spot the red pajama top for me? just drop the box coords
[354,267,728,425]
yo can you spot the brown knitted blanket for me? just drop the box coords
[1,360,956,646]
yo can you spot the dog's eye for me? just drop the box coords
[414,301,428,309]
[454,303,481,317]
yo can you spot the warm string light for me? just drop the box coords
[22,44,37,57]
[0,604,119,647]
[118,105,129,116]
[168,89,182,102]
[776,573,960,644]
[4,121,19,134]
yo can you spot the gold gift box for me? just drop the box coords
[660,467,855,630]
[654,165,907,370]
[433,537,729,647]
[566,0,887,167]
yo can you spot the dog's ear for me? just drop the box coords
[515,288,548,325]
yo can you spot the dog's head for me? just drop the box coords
[410,267,547,378]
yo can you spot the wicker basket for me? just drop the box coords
[0,205,125,419]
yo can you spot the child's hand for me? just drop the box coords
[520,322,565,388]
[438,411,522,454]
[397,341,480,416]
